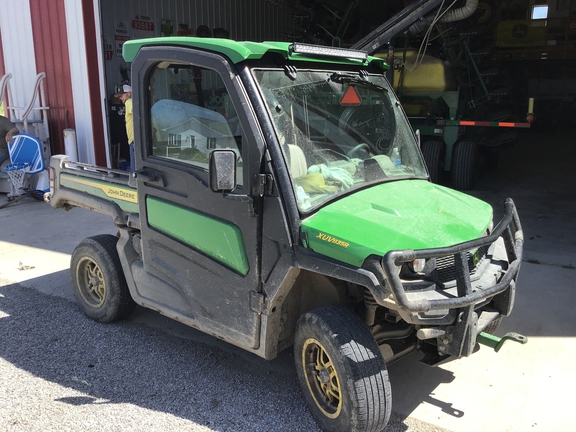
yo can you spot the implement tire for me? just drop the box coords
[294,306,392,432]
[71,234,136,323]
[421,140,445,184]
[451,140,479,190]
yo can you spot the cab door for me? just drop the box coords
[131,46,265,350]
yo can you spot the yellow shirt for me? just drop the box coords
[124,98,134,144]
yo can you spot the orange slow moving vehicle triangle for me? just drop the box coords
[340,85,362,106]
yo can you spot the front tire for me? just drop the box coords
[70,234,136,323]
[294,306,391,432]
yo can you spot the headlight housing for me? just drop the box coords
[399,258,436,279]
[409,258,426,273]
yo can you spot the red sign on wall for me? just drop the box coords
[132,20,154,32]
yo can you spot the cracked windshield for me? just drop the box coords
[253,69,428,212]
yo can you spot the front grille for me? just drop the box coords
[436,244,490,282]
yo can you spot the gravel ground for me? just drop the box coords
[0,279,448,432]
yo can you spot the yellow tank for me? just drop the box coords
[376,51,456,92]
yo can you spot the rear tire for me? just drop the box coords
[421,140,445,184]
[70,234,136,323]
[294,306,392,432]
[451,140,479,190]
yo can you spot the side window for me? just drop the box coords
[148,63,243,185]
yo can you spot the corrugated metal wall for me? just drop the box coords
[30,0,74,155]
[0,0,38,124]
[0,30,5,109]
[1,0,298,167]
[99,0,295,95]
[61,0,109,166]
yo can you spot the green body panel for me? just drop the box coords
[301,180,492,267]
[146,197,249,275]
[60,174,139,214]
[122,37,387,69]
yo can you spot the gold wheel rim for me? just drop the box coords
[76,257,106,308]
[302,338,342,419]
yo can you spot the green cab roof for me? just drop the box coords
[122,37,388,69]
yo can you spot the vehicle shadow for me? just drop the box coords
[0,280,426,431]
[0,281,318,431]
[386,351,463,421]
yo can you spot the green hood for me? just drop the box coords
[301,180,493,267]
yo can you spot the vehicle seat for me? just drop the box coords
[288,144,307,178]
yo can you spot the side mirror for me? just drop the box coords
[209,149,237,193]
[415,129,421,148]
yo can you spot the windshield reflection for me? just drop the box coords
[253,69,428,212]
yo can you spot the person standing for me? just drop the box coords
[0,115,20,166]
[115,85,134,171]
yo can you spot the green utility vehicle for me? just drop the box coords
[46,38,525,432]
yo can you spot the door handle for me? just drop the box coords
[129,169,164,186]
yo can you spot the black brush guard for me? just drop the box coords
[376,198,523,359]
[382,198,523,314]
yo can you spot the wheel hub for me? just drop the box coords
[318,368,330,384]
[302,338,342,419]
[77,257,106,308]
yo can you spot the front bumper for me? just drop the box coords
[370,198,523,358]
[294,198,522,359]
[382,198,522,314]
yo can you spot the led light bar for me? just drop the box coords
[289,43,368,60]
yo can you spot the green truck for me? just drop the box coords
[45,37,525,432]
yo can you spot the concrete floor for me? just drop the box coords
[0,129,574,431]
[394,128,576,431]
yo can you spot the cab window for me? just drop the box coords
[148,62,243,185]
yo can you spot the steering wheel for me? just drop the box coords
[347,143,371,158]
[313,148,350,165]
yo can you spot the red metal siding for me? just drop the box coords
[30,0,74,155]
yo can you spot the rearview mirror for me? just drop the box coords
[209,149,237,193]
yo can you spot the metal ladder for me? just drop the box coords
[1,72,51,162]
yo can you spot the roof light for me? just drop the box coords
[289,43,368,60]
